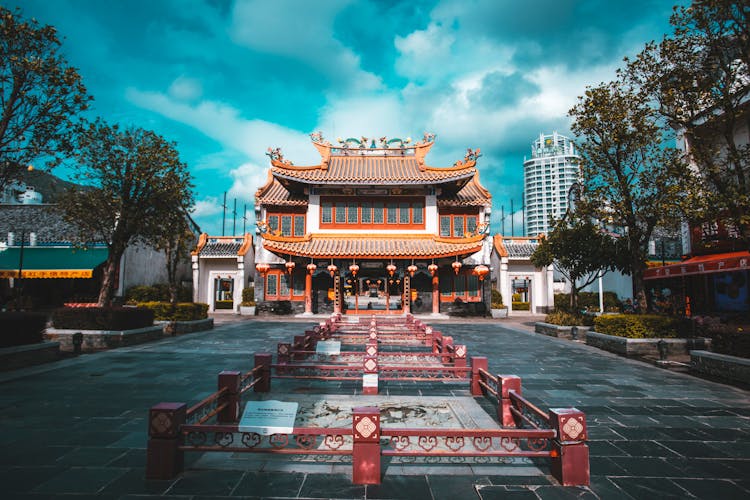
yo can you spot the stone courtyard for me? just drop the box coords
[0,316,748,499]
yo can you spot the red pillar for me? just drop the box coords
[304,271,313,314]
[453,344,467,370]
[470,356,487,396]
[254,353,272,393]
[146,402,186,479]
[498,375,522,427]
[217,370,241,423]
[432,275,439,314]
[549,408,590,486]
[352,406,381,485]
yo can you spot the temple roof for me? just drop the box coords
[438,172,492,207]
[193,233,253,257]
[259,133,482,193]
[493,234,542,259]
[255,175,308,206]
[262,232,485,259]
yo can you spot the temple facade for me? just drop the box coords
[253,133,493,316]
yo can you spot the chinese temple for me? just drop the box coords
[253,132,493,316]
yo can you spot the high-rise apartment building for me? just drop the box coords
[523,132,580,236]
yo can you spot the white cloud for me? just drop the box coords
[168,76,203,101]
[193,196,223,218]
[229,0,381,92]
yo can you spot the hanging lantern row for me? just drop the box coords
[386,263,397,276]
[428,263,438,276]
[349,262,359,277]
[327,264,338,277]
[407,264,417,277]
[285,261,296,274]
[307,263,317,274]
[472,264,490,281]
[451,261,462,275]
[256,263,270,276]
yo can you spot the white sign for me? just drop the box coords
[239,400,298,435]
[316,340,341,355]
[362,373,379,388]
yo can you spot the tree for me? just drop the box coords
[531,218,621,311]
[0,7,91,191]
[569,77,683,310]
[155,209,196,305]
[626,0,750,241]
[59,119,194,306]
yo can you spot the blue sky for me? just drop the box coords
[13,0,684,236]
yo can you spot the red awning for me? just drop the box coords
[644,251,750,280]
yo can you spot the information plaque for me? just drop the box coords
[239,400,298,435]
[316,340,341,355]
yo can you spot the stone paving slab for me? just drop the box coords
[0,318,748,498]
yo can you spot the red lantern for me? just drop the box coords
[473,264,489,281]
[285,261,296,274]
[327,264,338,277]
[307,263,317,274]
[349,263,360,276]
[386,264,397,276]
[428,263,438,276]
[451,261,462,275]
[407,264,417,277]
[256,263,270,276]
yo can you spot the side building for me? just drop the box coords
[253,133,493,316]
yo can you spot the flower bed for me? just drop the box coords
[535,322,590,341]
[690,350,750,386]
[586,331,709,357]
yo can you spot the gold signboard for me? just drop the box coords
[0,270,93,279]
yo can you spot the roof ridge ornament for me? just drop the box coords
[266,147,293,166]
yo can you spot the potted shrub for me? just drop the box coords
[490,288,507,319]
[239,287,256,316]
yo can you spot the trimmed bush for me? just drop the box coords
[512,301,530,311]
[136,302,209,321]
[593,314,679,339]
[242,287,256,306]
[124,284,192,303]
[544,311,586,326]
[554,292,621,313]
[52,307,154,330]
[215,300,234,310]
[0,312,47,347]
[491,288,503,308]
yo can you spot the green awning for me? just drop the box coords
[0,246,108,278]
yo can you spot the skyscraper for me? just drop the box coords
[523,132,581,236]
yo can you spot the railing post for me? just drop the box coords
[424,326,433,346]
[470,356,488,396]
[549,408,590,486]
[254,353,272,393]
[293,335,305,360]
[352,406,381,484]
[453,344,467,370]
[362,354,378,395]
[441,335,453,364]
[217,370,241,423]
[277,343,291,365]
[432,332,442,354]
[146,402,186,479]
[498,375,522,427]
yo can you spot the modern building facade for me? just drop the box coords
[253,132,494,316]
[523,132,581,236]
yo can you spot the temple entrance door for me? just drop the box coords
[343,269,403,314]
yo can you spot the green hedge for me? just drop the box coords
[512,301,530,311]
[136,302,209,321]
[0,312,47,347]
[554,292,621,313]
[242,287,255,306]
[544,311,591,326]
[124,284,192,303]
[52,307,154,330]
[593,314,679,339]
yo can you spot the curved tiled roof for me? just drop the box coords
[262,233,485,259]
[255,178,307,206]
[493,234,542,259]
[193,233,252,257]
[270,156,476,186]
[438,172,492,207]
